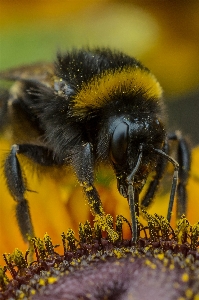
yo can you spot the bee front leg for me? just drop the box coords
[72,143,119,241]
[4,144,34,242]
[141,142,169,208]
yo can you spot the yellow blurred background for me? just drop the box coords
[1,1,199,141]
[0,1,199,265]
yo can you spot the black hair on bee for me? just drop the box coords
[0,48,191,242]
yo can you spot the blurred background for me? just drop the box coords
[0,0,199,264]
[1,0,199,143]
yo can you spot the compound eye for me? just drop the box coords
[110,122,129,164]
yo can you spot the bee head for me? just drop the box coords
[109,116,165,198]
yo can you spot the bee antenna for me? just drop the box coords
[154,148,179,222]
[126,144,143,183]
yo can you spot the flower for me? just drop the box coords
[0,141,199,299]
[1,214,199,299]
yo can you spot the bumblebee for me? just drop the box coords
[0,48,190,242]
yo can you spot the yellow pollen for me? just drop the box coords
[181,272,189,282]
[145,259,157,269]
[38,278,45,286]
[48,277,58,284]
[185,289,193,298]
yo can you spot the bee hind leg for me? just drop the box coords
[4,144,34,242]
[4,143,57,242]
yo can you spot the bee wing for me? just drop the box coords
[0,62,55,87]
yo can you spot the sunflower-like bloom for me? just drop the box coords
[1,213,199,300]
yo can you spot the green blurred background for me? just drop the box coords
[0,0,199,144]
